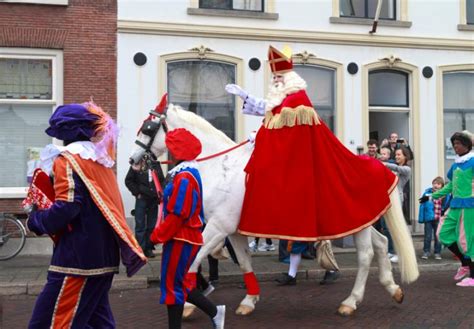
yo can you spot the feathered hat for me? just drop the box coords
[46,102,119,160]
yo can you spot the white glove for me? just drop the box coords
[225,84,248,100]
[248,131,257,144]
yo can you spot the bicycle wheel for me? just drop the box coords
[0,215,26,261]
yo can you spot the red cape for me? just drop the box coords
[238,90,396,241]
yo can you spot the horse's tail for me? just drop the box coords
[384,186,419,284]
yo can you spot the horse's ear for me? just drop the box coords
[155,93,168,114]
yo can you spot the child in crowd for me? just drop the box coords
[418,176,451,260]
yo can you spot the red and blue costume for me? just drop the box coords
[151,164,205,304]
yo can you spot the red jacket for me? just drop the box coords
[151,167,204,245]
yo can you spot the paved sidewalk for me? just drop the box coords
[0,246,459,296]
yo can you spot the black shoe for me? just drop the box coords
[209,279,219,287]
[320,270,340,285]
[145,250,156,258]
[275,273,297,286]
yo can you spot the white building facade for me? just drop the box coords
[117,0,474,231]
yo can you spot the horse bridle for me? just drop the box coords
[131,107,169,168]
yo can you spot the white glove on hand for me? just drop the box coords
[225,84,248,100]
[248,131,257,144]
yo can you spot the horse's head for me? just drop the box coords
[129,94,171,167]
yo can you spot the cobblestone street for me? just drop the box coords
[2,270,473,328]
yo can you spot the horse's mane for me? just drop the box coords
[172,105,235,145]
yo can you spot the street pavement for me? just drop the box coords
[2,269,473,328]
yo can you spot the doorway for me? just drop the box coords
[369,111,414,227]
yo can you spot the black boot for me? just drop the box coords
[320,270,340,285]
[275,273,297,286]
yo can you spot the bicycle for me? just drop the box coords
[0,213,27,261]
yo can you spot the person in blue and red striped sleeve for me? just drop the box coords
[150,128,225,329]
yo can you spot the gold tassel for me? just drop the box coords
[264,105,320,129]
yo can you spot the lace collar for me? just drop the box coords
[454,152,474,164]
[40,141,115,174]
[168,161,199,178]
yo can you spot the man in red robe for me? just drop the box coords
[226,45,397,243]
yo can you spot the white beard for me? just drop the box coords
[265,72,308,112]
[265,82,287,112]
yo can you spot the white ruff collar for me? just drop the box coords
[40,141,114,174]
[168,160,198,178]
[454,152,474,164]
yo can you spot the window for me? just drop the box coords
[443,71,474,172]
[294,65,336,132]
[0,0,68,5]
[0,58,52,100]
[369,70,408,107]
[200,0,263,11]
[167,60,236,139]
[0,51,62,192]
[340,0,396,20]
[467,0,474,24]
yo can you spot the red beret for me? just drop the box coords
[165,128,202,161]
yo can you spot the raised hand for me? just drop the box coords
[225,84,248,100]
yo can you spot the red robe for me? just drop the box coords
[238,89,397,241]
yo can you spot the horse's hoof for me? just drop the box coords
[236,304,254,315]
[182,304,196,319]
[392,287,404,304]
[337,304,355,316]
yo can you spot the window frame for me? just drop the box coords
[199,0,264,12]
[0,48,63,198]
[159,51,244,139]
[331,0,411,28]
[166,59,238,140]
[368,69,409,108]
[438,69,474,173]
[0,0,68,5]
[458,0,474,30]
[362,61,420,232]
[339,0,397,21]
[188,0,277,19]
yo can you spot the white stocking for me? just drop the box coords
[288,253,302,278]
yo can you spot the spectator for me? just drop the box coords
[125,160,165,258]
[379,146,395,164]
[365,139,380,159]
[381,132,413,161]
[382,146,412,263]
[418,176,452,260]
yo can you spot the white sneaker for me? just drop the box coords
[266,243,276,251]
[248,240,257,252]
[212,305,225,329]
[258,243,276,252]
[390,255,399,263]
[202,283,215,297]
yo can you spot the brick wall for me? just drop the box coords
[0,0,117,214]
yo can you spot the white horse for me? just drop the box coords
[130,104,419,316]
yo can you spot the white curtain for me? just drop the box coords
[0,104,52,187]
[167,60,236,139]
[0,58,52,100]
